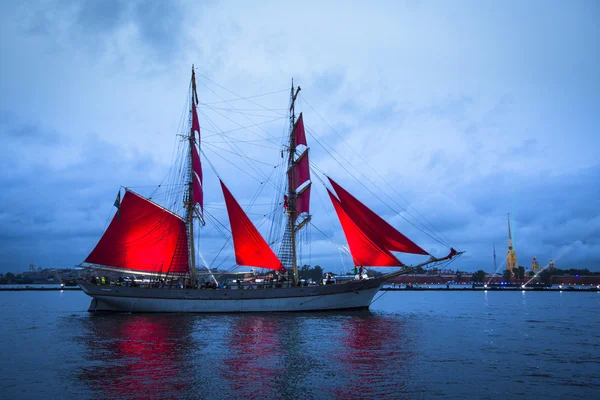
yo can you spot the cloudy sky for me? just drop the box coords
[0,0,598,274]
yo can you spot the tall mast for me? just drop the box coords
[186,65,198,285]
[287,80,301,285]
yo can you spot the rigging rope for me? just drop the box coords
[302,98,457,250]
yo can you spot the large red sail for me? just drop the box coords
[191,104,200,141]
[85,191,189,275]
[193,173,203,214]
[293,149,310,189]
[220,180,285,271]
[328,178,428,255]
[293,113,307,146]
[327,189,402,267]
[296,183,311,214]
[192,143,202,184]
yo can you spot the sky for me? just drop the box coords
[0,0,598,274]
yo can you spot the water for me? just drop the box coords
[0,290,598,399]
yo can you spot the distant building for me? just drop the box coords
[506,213,517,272]
[548,257,556,270]
[531,256,540,273]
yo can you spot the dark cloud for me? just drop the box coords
[0,112,166,270]
[18,0,186,63]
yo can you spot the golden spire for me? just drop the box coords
[507,212,513,250]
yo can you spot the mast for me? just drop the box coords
[287,80,301,285]
[186,65,198,285]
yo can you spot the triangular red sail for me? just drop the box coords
[191,104,200,141]
[220,180,285,271]
[85,191,189,274]
[193,173,203,214]
[328,177,428,255]
[192,144,203,184]
[296,183,311,214]
[293,150,310,189]
[327,189,402,267]
[293,113,307,146]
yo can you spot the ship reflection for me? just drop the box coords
[331,310,414,398]
[76,311,413,398]
[78,314,195,399]
[221,315,285,398]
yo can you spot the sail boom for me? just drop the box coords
[81,263,190,278]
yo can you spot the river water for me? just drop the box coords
[0,290,598,399]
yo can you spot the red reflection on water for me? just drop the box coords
[79,316,192,399]
[221,316,284,398]
[332,314,414,398]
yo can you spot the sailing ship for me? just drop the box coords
[79,67,462,312]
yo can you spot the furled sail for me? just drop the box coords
[85,190,190,275]
[328,177,428,255]
[327,189,402,267]
[220,180,286,271]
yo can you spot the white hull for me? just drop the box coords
[81,279,384,313]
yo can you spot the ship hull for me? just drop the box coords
[80,279,384,313]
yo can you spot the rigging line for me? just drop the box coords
[303,99,456,250]
[306,125,452,249]
[310,166,339,230]
[309,222,344,248]
[202,143,262,183]
[195,72,288,117]
[203,142,279,165]
[203,209,231,236]
[196,80,281,144]
[151,84,194,200]
[208,236,232,267]
[199,88,290,105]
[202,105,288,112]
[205,202,278,208]
[305,131,452,250]
[205,139,281,151]
[198,103,287,118]
[197,107,272,182]
[369,290,389,306]
[203,121,285,141]
[305,128,452,250]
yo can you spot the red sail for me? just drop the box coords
[327,189,402,267]
[192,144,203,184]
[220,180,285,271]
[296,183,311,214]
[85,191,189,274]
[193,173,203,213]
[293,149,310,189]
[328,178,429,255]
[293,113,307,146]
[191,104,200,141]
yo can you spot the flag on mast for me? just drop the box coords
[114,190,121,221]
